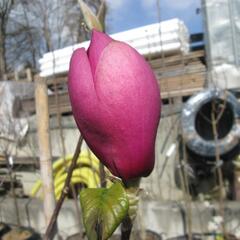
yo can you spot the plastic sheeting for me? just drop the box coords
[211,64,240,89]
[0,82,34,153]
[39,18,190,77]
[203,0,240,89]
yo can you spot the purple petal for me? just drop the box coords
[87,29,112,76]
[68,48,98,129]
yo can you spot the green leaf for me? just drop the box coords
[80,182,129,240]
[78,0,103,32]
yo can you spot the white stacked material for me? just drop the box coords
[39,18,190,77]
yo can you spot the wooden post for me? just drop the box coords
[14,71,19,81]
[26,68,32,82]
[35,76,58,238]
[3,73,7,81]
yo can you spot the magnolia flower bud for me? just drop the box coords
[68,30,161,181]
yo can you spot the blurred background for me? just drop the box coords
[0,0,240,239]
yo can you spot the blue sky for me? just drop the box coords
[106,0,202,34]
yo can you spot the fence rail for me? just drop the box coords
[2,68,34,82]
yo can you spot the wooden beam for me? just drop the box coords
[161,87,203,99]
[45,50,205,86]
[18,71,205,116]
[159,72,205,92]
[149,50,204,68]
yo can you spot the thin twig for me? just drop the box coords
[211,101,226,236]
[99,163,106,188]
[0,136,15,143]
[52,50,83,236]
[5,153,20,226]
[182,144,192,240]
[44,135,83,240]
[176,137,193,240]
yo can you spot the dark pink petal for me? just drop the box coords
[87,30,112,76]
[68,47,120,176]
[93,41,161,180]
[68,48,98,131]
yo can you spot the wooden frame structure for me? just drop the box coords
[15,50,206,117]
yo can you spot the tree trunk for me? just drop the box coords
[43,15,52,52]
[23,7,37,69]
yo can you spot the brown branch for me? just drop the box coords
[121,215,132,240]
[211,101,226,236]
[44,135,83,240]
[0,136,15,143]
[176,137,193,240]
[5,153,21,227]
[99,163,106,188]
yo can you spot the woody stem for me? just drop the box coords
[121,178,140,240]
